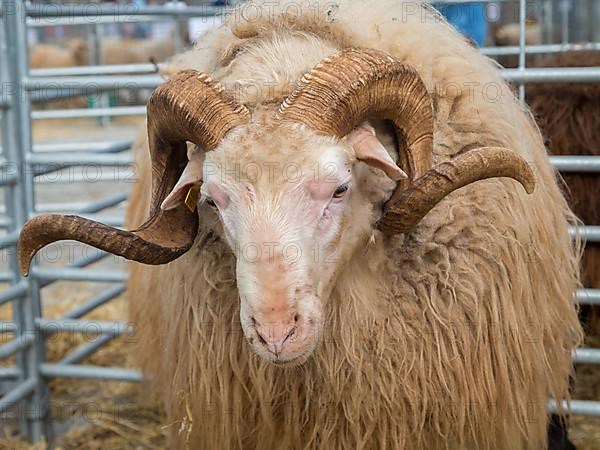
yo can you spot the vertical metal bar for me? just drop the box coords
[591,0,596,43]
[93,22,110,127]
[172,0,183,54]
[0,0,29,438]
[3,0,48,441]
[543,0,554,43]
[518,0,526,103]
[560,0,570,44]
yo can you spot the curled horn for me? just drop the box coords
[279,47,434,190]
[377,147,535,233]
[279,48,535,234]
[18,70,249,276]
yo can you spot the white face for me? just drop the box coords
[163,123,400,365]
[202,145,356,365]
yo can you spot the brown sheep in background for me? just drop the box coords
[495,23,543,47]
[102,38,176,65]
[29,38,88,69]
[492,23,542,68]
[28,39,88,108]
[527,51,600,332]
[29,37,176,69]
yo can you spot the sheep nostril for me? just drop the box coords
[293,314,299,323]
[284,326,296,343]
[252,321,299,356]
[255,329,267,346]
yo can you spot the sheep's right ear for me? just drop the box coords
[344,125,408,181]
[161,150,205,211]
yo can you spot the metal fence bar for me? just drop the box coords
[28,87,119,104]
[28,202,125,213]
[0,282,27,307]
[503,67,600,82]
[0,216,14,228]
[1,230,21,248]
[0,271,14,281]
[0,367,21,379]
[25,14,209,26]
[39,363,143,382]
[576,289,600,305]
[550,156,600,172]
[26,153,132,165]
[23,75,163,90]
[481,42,600,56]
[573,348,600,364]
[36,318,131,335]
[65,192,128,215]
[30,64,161,77]
[35,171,133,184]
[1,140,131,153]
[23,4,222,18]
[30,267,127,283]
[63,285,126,320]
[32,106,146,120]
[2,194,127,216]
[0,174,19,187]
[0,378,37,414]
[1,322,18,333]
[569,226,600,242]
[548,400,600,417]
[57,334,114,365]
[0,335,34,359]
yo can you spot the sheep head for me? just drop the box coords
[18,48,535,366]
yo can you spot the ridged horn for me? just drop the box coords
[18,70,249,276]
[279,47,434,190]
[376,147,536,234]
[279,48,535,235]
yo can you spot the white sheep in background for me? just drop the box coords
[19,1,582,449]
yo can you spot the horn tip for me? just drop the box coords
[524,180,535,195]
[17,250,32,277]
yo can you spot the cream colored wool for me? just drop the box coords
[126,1,583,448]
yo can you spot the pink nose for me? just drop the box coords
[253,317,299,357]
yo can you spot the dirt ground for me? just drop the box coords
[1,118,599,449]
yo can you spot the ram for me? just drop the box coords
[18,1,582,449]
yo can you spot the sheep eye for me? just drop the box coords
[206,198,217,208]
[333,184,349,199]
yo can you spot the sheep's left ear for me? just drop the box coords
[161,149,205,211]
[344,125,408,181]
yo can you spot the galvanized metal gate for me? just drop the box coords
[0,0,599,443]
